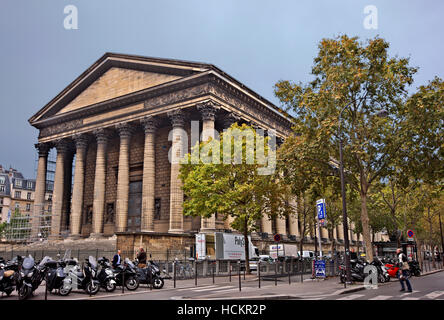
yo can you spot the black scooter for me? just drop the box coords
[45,255,72,296]
[339,259,367,283]
[408,260,421,277]
[134,259,164,289]
[65,256,100,295]
[97,257,117,292]
[113,258,139,291]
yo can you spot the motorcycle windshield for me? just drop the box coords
[88,256,97,269]
[125,258,135,268]
[22,256,35,270]
[39,256,51,267]
[63,249,71,261]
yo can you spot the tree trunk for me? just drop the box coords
[360,190,374,261]
[243,217,250,274]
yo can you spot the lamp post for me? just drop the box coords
[337,104,388,284]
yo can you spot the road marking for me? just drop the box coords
[193,286,234,292]
[400,290,419,297]
[177,285,217,292]
[424,291,444,299]
[369,295,392,300]
[337,294,365,300]
[402,297,419,300]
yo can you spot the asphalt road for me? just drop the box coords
[313,271,444,300]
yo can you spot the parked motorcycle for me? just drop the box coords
[384,259,400,278]
[0,257,19,297]
[45,253,72,296]
[97,257,117,292]
[65,256,100,295]
[408,260,421,277]
[134,259,164,289]
[339,259,367,283]
[113,258,139,291]
[370,257,390,283]
[16,255,48,300]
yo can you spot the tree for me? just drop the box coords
[274,35,418,261]
[180,123,293,273]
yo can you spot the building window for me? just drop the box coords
[15,179,22,187]
[0,177,5,184]
[15,191,21,199]
[26,203,31,211]
[154,198,161,220]
[48,194,52,201]
[27,181,33,189]
[0,185,4,192]
[27,192,32,200]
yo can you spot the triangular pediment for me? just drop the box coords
[56,67,181,115]
[29,53,212,124]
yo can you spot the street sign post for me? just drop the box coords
[316,199,327,258]
[407,229,414,241]
[273,234,281,259]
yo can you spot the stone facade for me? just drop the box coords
[27,53,380,252]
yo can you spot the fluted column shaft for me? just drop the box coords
[115,124,132,233]
[70,135,88,238]
[168,110,185,233]
[50,140,69,239]
[141,116,157,232]
[276,216,287,235]
[337,223,345,241]
[91,129,108,237]
[31,143,50,239]
[261,216,272,234]
[198,102,219,231]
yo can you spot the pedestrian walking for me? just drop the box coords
[396,248,412,293]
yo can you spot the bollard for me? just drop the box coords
[173,261,177,288]
[275,261,277,286]
[238,260,241,292]
[149,263,153,291]
[288,261,291,285]
[229,261,232,282]
[212,263,215,284]
[45,273,48,301]
[195,260,198,287]
[258,261,261,289]
[301,259,304,283]
[243,263,246,280]
[122,268,125,294]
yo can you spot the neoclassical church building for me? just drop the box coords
[28,54,293,238]
[29,53,374,252]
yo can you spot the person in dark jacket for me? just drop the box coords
[112,250,121,268]
[136,248,147,268]
[397,248,413,293]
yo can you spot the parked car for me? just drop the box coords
[249,255,273,271]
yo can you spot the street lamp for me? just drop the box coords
[337,103,387,284]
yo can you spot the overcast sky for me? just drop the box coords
[1,0,443,178]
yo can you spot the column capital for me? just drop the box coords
[197,101,220,121]
[140,116,158,134]
[54,139,71,154]
[93,128,110,145]
[222,112,241,129]
[34,143,50,157]
[115,122,134,139]
[168,109,186,128]
[73,134,89,150]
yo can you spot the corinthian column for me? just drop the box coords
[140,116,157,232]
[69,134,88,239]
[168,110,186,233]
[198,101,219,231]
[276,216,287,235]
[115,123,133,233]
[31,143,50,239]
[50,139,70,239]
[91,129,109,238]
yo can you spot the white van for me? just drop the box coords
[298,251,315,259]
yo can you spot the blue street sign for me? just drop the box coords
[316,199,326,220]
[314,260,326,278]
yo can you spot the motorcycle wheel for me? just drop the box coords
[339,274,345,283]
[153,278,164,289]
[125,277,139,291]
[18,286,31,300]
[378,274,385,283]
[4,289,13,297]
[86,282,100,295]
[415,271,421,277]
[105,280,116,292]
[59,286,72,296]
